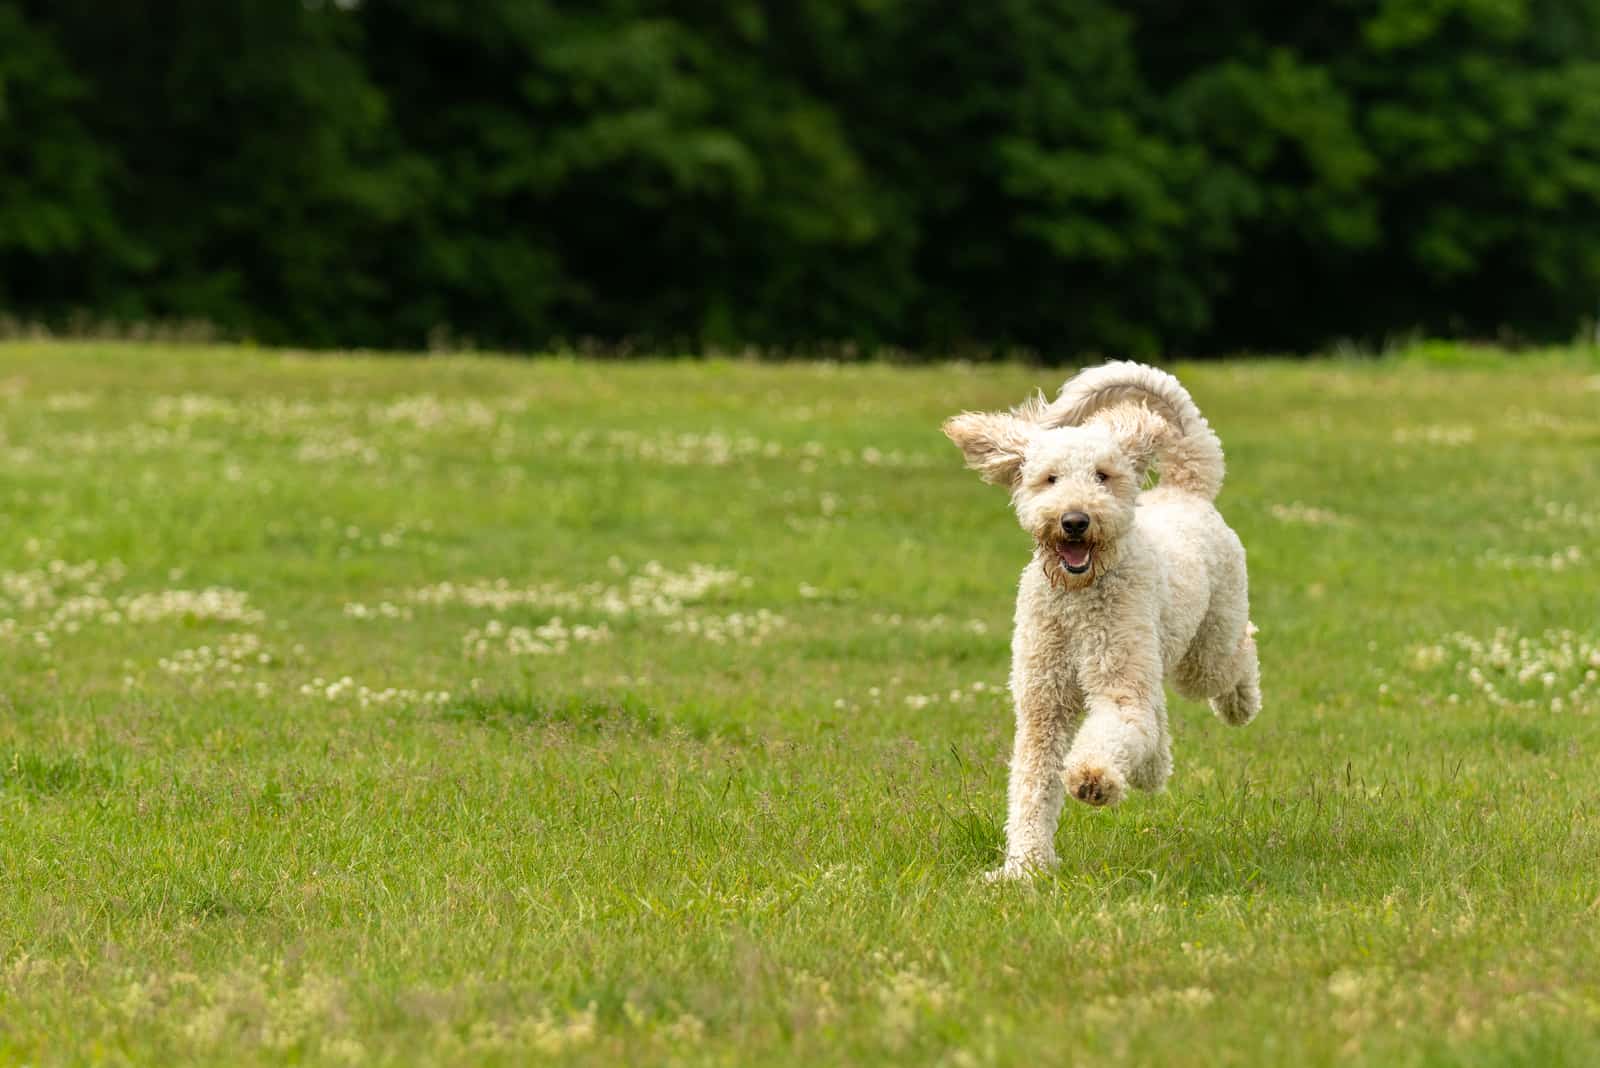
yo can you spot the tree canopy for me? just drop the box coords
[3,0,1599,357]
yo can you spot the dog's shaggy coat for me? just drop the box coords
[944,362,1261,880]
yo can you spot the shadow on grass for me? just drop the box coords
[942,774,1478,902]
[1464,720,1562,755]
[442,690,664,733]
[1,751,119,796]
[440,689,754,743]
[114,877,277,924]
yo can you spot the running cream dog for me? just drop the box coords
[943,362,1261,880]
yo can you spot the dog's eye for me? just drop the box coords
[1095,471,1110,484]
[1046,475,1057,484]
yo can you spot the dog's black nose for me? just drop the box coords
[1061,512,1090,537]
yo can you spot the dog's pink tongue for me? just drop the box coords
[1061,544,1091,568]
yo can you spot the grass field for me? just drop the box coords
[1,341,1598,1065]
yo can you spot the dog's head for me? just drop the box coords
[943,398,1167,587]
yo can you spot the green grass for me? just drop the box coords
[1,341,1599,1066]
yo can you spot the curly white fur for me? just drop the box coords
[943,361,1261,881]
[1045,359,1226,499]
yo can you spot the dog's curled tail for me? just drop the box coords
[1046,360,1226,500]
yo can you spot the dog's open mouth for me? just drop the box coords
[1057,542,1093,574]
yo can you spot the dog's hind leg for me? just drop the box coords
[1208,627,1261,726]
[1173,576,1260,726]
[1126,699,1173,792]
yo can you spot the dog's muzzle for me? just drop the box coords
[1057,512,1093,573]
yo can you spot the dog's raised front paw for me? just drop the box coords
[1063,762,1127,807]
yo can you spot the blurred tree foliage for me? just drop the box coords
[3,0,1599,356]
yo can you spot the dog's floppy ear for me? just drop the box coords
[942,409,1035,487]
[1090,403,1169,481]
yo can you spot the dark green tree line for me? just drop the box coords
[2,0,1599,356]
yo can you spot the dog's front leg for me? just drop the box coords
[1063,640,1168,807]
[988,680,1075,881]
[1062,692,1167,806]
